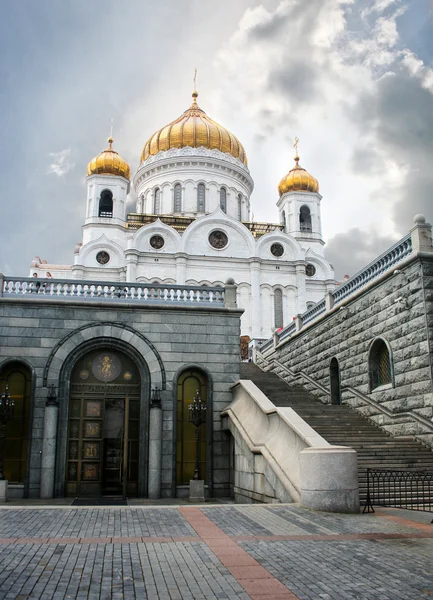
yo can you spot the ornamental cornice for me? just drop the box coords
[133,146,254,192]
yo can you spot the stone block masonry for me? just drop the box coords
[0,293,242,499]
[261,255,433,448]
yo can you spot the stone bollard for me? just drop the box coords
[0,480,8,503]
[300,446,359,513]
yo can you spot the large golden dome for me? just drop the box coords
[278,155,319,196]
[140,92,248,165]
[87,138,130,179]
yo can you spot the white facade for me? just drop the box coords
[30,141,336,339]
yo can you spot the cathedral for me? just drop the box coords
[31,89,336,339]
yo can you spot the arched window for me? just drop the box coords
[174,184,182,212]
[197,183,205,212]
[369,339,392,390]
[300,205,312,232]
[220,187,227,213]
[154,188,161,215]
[282,210,286,228]
[99,190,113,217]
[237,194,242,220]
[176,369,208,484]
[0,362,31,483]
[330,358,341,405]
[274,289,283,329]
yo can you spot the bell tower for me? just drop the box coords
[277,141,324,253]
[83,137,131,244]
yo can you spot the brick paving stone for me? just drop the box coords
[1,505,433,599]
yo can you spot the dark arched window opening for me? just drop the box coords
[220,188,227,213]
[176,369,208,484]
[282,210,286,228]
[174,184,182,212]
[330,358,341,405]
[99,190,113,217]
[274,289,283,329]
[237,194,242,220]
[0,362,31,483]
[369,339,392,390]
[154,188,161,214]
[197,183,205,212]
[300,205,312,232]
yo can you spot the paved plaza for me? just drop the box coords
[0,503,432,600]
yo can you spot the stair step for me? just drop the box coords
[240,362,433,501]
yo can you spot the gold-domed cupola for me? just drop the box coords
[278,140,318,196]
[140,92,248,165]
[87,137,130,179]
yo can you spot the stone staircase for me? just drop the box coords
[240,363,433,504]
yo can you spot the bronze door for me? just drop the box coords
[66,392,140,497]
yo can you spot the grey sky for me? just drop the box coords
[0,0,432,279]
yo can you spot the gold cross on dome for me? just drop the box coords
[293,136,299,157]
[193,68,197,93]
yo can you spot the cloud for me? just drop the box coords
[213,0,433,276]
[47,148,74,177]
[325,228,397,280]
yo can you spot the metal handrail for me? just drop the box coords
[255,353,433,435]
[363,468,433,521]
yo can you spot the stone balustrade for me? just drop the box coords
[221,379,359,511]
[1,276,227,307]
[261,228,419,351]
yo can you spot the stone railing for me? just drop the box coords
[256,353,433,439]
[0,276,233,308]
[259,230,417,353]
[221,379,359,511]
[332,233,412,306]
[301,298,326,326]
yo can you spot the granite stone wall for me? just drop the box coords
[260,256,433,449]
[0,297,241,498]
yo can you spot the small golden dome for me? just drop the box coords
[140,93,248,165]
[87,137,130,179]
[278,155,319,196]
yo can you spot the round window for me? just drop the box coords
[306,264,316,277]
[96,251,110,265]
[150,235,165,250]
[209,230,228,249]
[271,243,284,257]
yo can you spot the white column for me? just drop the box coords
[176,255,187,285]
[295,263,307,314]
[126,253,138,282]
[40,398,59,499]
[250,261,261,338]
[148,401,162,499]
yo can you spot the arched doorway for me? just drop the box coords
[65,349,141,498]
[176,369,208,485]
[0,362,32,485]
[330,358,341,405]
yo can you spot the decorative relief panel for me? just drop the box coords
[91,353,121,382]
[96,251,110,265]
[209,230,228,249]
[150,235,165,249]
[83,442,100,459]
[82,463,99,481]
[84,422,101,438]
[271,243,284,257]
[71,384,140,394]
[85,400,102,417]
